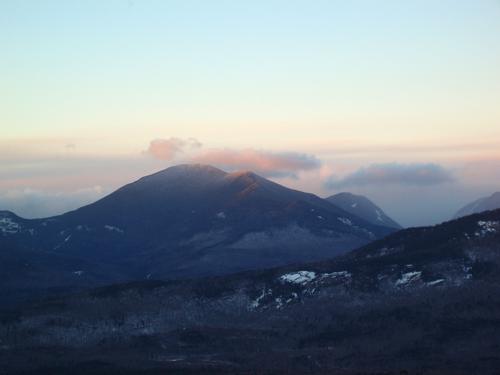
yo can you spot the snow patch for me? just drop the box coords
[286,292,299,304]
[280,270,351,288]
[337,217,352,226]
[216,211,226,219]
[351,203,357,208]
[463,264,473,279]
[0,217,20,234]
[104,225,124,234]
[320,271,351,280]
[396,271,422,286]
[275,297,284,309]
[474,221,498,237]
[250,288,272,309]
[426,279,444,286]
[317,215,324,220]
[280,271,317,285]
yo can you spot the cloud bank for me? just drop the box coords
[191,148,321,178]
[325,163,454,189]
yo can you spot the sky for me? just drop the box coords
[1,0,500,226]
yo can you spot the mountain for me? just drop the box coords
[454,191,500,218]
[0,164,395,304]
[326,192,402,229]
[2,210,499,374]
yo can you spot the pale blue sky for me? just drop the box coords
[1,0,500,225]
[2,0,499,141]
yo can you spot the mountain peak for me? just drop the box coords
[332,192,361,200]
[142,164,227,183]
[326,192,402,229]
[226,170,261,181]
[162,163,226,175]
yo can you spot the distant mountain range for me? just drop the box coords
[454,191,500,219]
[326,192,402,229]
[3,208,499,374]
[0,164,396,305]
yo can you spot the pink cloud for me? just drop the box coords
[191,148,321,178]
[144,138,202,161]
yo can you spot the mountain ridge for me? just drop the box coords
[326,191,402,229]
[0,164,395,305]
[454,191,500,219]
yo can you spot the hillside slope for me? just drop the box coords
[454,191,500,218]
[2,210,500,374]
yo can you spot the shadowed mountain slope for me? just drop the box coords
[0,164,395,305]
[326,192,402,229]
[454,191,500,219]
